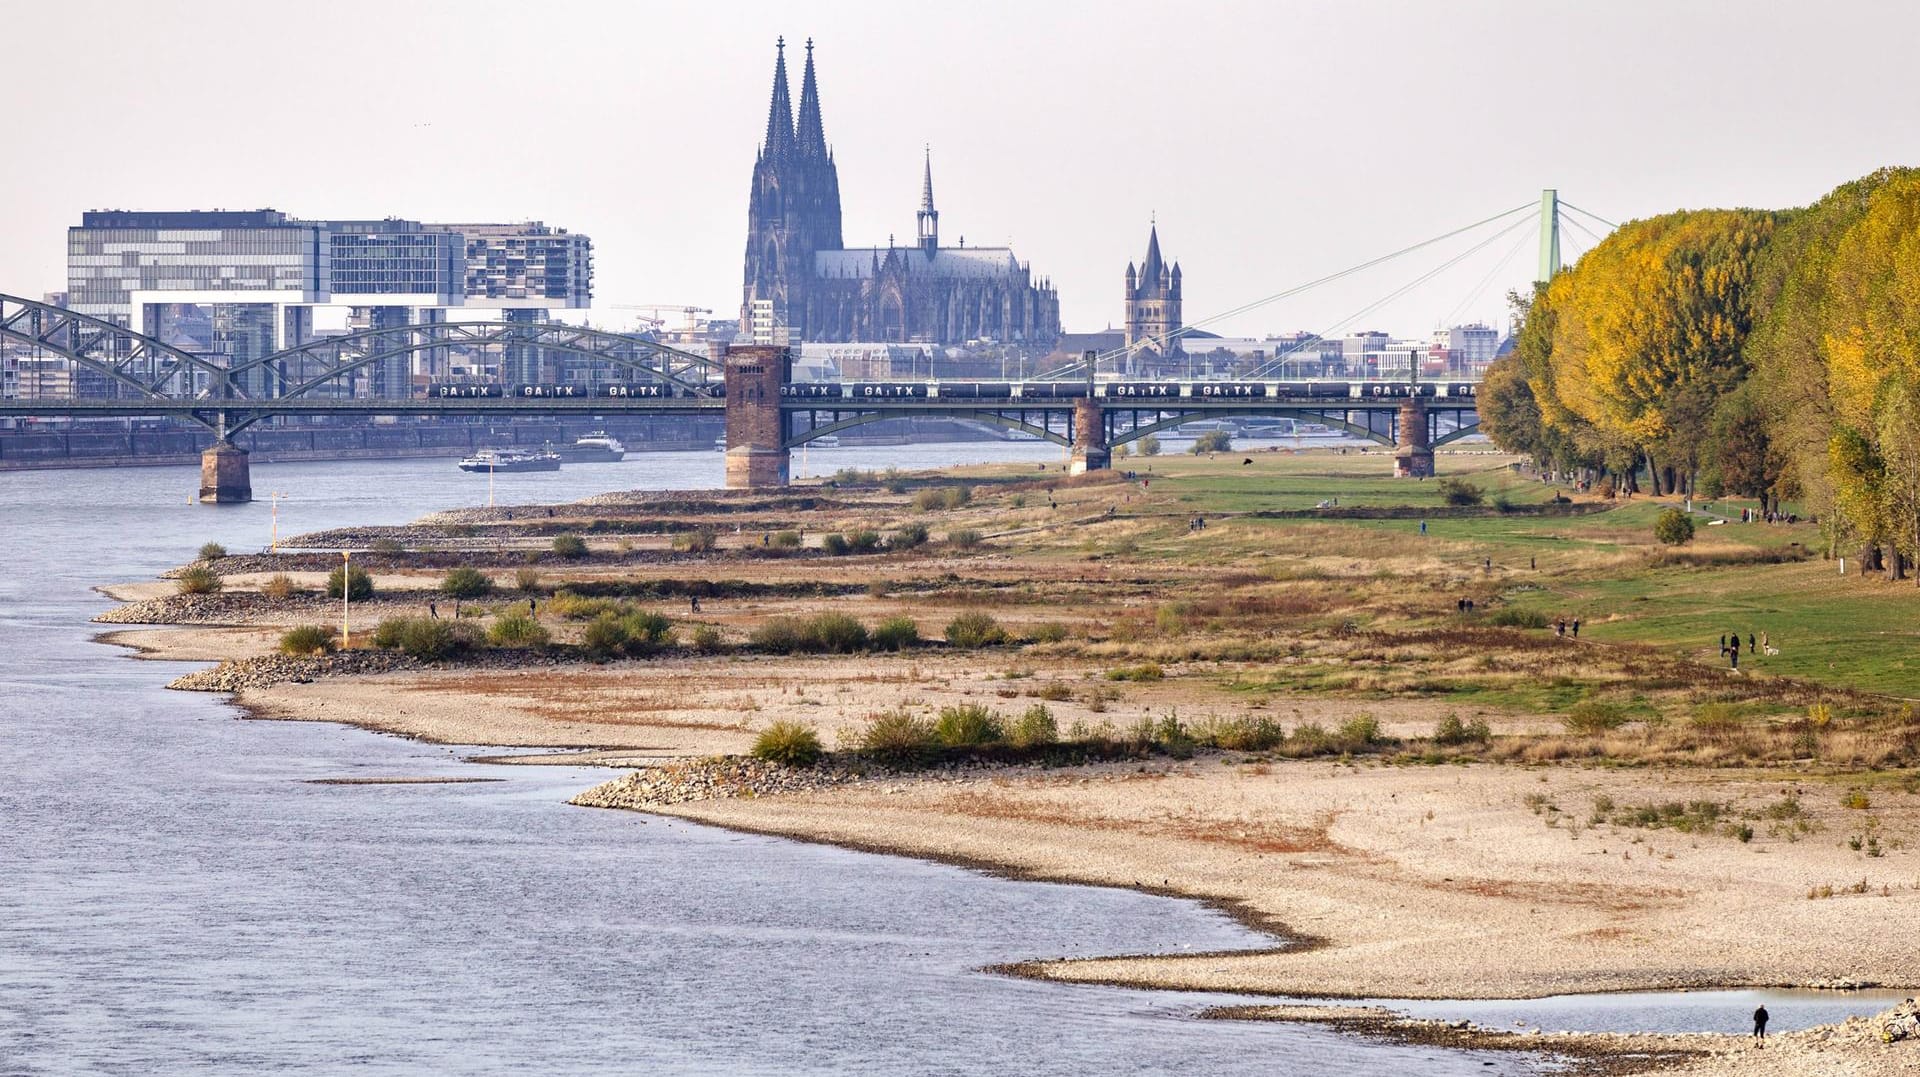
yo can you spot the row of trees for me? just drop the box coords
[1481,168,1920,576]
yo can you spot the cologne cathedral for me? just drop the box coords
[739,39,1061,347]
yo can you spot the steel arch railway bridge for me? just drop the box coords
[0,295,1479,501]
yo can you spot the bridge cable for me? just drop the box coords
[1099,200,1534,364]
[1241,213,1537,379]
[1029,201,1535,377]
[1440,217,1539,327]
[1558,201,1618,231]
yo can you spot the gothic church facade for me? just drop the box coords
[740,39,1060,348]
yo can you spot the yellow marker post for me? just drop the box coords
[268,491,287,552]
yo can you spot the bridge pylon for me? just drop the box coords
[722,343,791,489]
[1394,399,1434,478]
[1068,398,1109,475]
[199,442,252,504]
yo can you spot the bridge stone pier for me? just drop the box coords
[1068,399,1109,475]
[1394,399,1434,478]
[722,343,791,489]
[199,442,253,503]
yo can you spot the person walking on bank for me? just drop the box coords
[1748,633,1756,655]
[1571,618,1581,639]
[1753,1005,1769,1042]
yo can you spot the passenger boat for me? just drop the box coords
[559,432,626,462]
[457,447,563,473]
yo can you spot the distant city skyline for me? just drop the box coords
[3,1,1919,337]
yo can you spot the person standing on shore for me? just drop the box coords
[1753,1005,1769,1042]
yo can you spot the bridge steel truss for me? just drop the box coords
[0,294,720,439]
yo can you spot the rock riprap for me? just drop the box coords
[572,757,862,808]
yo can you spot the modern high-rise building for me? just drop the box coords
[63,210,593,395]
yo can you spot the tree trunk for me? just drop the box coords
[1861,544,1884,573]
[1889,548,1908,582]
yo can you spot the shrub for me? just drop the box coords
[551,533,589,559]
[1139,435,1162,456]
[690,624,724,653]
[771,530,803,549]
[946,528,983,549]
[872,616,920,651]
[1841,789,1871,811]
[1438,478,1485,506]
[1337,714,1384,748]
[1487,607,1549,629]
[848,529,883,553]
[487,611,549,647]
[1433,714,1492,746]
[371,617,408,649]
[514,567,542,593]
[326,565,374,601]
[1106,662,1165,682]
[804,612,869,653]
[548,590,621,621]
[581,613,630,662]
[934,704,1003,747]
[1194,715,1285,751]
[673,527,718,553]
[440,567,494,599]
[912,487,945,512]
[1191,429,1233,454]
[1011,704,1058,748]
[1564,701,1629,734]
[821,533,851,556]
[753,720,824,767]
[261,573,298,600]
[618,610,676,653]
[859,710,939,767]
[176,565,223,595]
[888,523,930,550]
[197,541,227,561]
[278,625,336,656]
[1034,681,1074,702]
[1029,621,1070,644]
[1654,508,1696,546]
[945,611,1007,648]
[751,616,807,653]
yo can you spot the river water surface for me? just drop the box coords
[3,447,1540,1075]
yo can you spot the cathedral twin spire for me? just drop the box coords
[762,37,829,160]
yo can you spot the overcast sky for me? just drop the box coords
[3,0,1917,338]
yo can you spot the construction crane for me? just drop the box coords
[607,304,713,333]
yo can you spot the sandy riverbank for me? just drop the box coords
[98,461,1920,1074]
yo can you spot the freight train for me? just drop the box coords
[428,380,1477,402]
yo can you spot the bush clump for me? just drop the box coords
[197,541,227,561]
[690,624,725,653]
[1010,704,1058,748]
[914,486,973,511]
[326,564,374,601]
[673,527,718,553]
[176,565,223,595]
[888,523,929,550]
[261,573,298,600]
[934,704,1003,747]
[440,567,494,599]
[871,616,920,651]
[848,529,883,553]
[946,528,983,549]
[1564,701,1629,734]
[551,533,589,559]
[514,567,542,593]
[371,616,475,661]
[1433,714,1492,746]
[1654,507,1696,546]
[487,611,550,648]
[1191,429,1233,454]
[859,710,940,766]
[752,720,824,767]
[1438,478,1485,506]
[1139,435,1162,456]
[945,611,1007,648]
[771,530,803,549]
[1486,607,1549,629]
[278,625,336,656]
[1106,662,1165,682]
[1029,622,1070,644]
[821,533,851,556]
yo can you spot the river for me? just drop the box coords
[0,447,1544,1075]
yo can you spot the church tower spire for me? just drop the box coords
[916,146,939,255]
[795,37,828,158]
[763,37,795,158]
